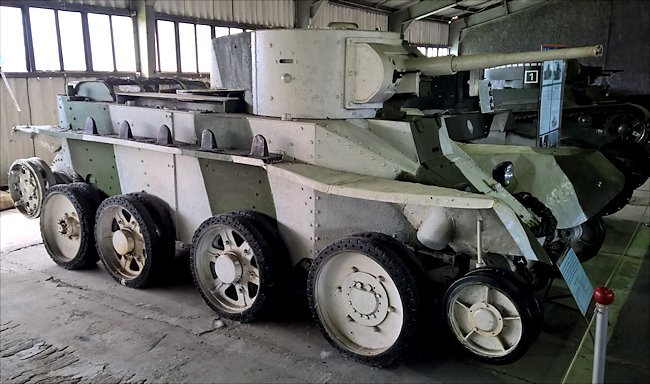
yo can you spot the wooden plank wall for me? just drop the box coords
[1,76,93,186]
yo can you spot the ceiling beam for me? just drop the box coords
[448,0,547,54]
[463,0,545,28]
[389,0,457,34]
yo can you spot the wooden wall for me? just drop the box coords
[1,76,93,186]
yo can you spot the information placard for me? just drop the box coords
[557,248,593,316]
[537,44,566,147]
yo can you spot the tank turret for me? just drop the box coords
[211,28,601,119]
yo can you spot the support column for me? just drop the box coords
[134,0,156,77]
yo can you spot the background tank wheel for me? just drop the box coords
[443,271,538,364]
[95,195,162,288]
[40,183,100,269]
[571,215,606,263]
[191,212,278,322]
[8,159,50,218]
[307,236,420,367]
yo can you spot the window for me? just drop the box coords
[156,20,252,74]
[2,6,136,74]
[196,25,212,73]
[179,23,197,73]
[416,46,449,58]
[88,13,113,71]
[88,13,137,72]
[30,8,60,70]
[112,16,136,71]
[58,11,85,71]
[157,20,177,72]
[214,26,229,38]
[0,6,27,72]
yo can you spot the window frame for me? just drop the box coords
[1,1,138,78]
[154,13,264,76]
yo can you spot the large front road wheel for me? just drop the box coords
[307,236,420,367]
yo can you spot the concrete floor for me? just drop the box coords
[1,185,648,383]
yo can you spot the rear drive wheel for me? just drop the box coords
[40,183,100,269]
[308,236,419,367]
[191,213,277,322]
[443,272,537,364]
[95,195,162,288]
[8,159,52,218]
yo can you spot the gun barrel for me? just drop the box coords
[406,45,603,76]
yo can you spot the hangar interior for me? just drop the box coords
[0,0,648,382]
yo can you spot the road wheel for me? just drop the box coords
[443,271,537,364]
[95,195,162,288]
[571,215,606,263]
[308,236,420,367]
[465,267,543,339]
[191,212,277,322]
[40,183,100,269]
[8,158,55,218]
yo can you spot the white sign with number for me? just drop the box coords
[524,69,539,84]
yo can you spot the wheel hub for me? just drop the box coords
[214,252,243,284]
[112,229,135,255]
[469,302,504,337]
[57,214,79,238]
[344,272,389,326]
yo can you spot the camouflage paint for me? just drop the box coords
[59,97,113,134]
[67,140,121,195]
[198,158,275,218]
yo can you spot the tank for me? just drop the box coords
[8,27,620,367]
[478,59,649,213]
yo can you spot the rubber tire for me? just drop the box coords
[40,183,100,270]
[571,215,606,263]
[237,211,290,270]
[443,272,538,364]
[190,212,278,322]
[128,191,178,279]
[127,192,176,249]
[307,236,420,367]
[464,267,544,339]
[74,182,106,208]
[95,194,163,288]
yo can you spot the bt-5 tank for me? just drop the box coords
[478,60,649,213]
[9,27,618,367]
